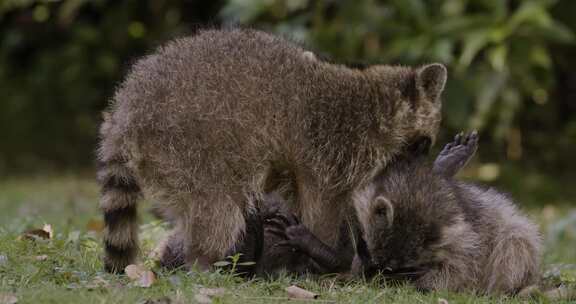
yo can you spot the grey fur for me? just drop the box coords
[352,135,542,295]
[97,28,446,272]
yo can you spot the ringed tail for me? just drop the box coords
[97,160,141,273]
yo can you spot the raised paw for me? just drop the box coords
[433,131,478,178]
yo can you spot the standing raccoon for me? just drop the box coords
[353,132,542,295]
[98,28,447,273]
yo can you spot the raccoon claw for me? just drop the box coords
[264,212,301,241]
[264,212,299,230]
[273,213,300,225]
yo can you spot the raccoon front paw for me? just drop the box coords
[263,212,300,239]
[433,131,478,177]
[264,213,313,252]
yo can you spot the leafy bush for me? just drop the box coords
[221,0,574,144]
[0,0,222,172]
[0,0,575,182]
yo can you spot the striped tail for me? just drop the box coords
[97,160,142,273]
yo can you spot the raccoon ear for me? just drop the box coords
[373,196,394,227]
[416,63,447,103]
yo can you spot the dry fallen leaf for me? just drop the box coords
[0,293,17,304]
[125,264,156,288]
[285,285,318,299]
[86,219,105,233]
[43,224,53,239]
[437,298,449,304]
[125,264,146,279]
[20,224,53,241]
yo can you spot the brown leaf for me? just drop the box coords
[125,264,145,280]
[125,264,156,288]
[19,224,53,241]
[20,230,49,240]
[0,293,17,304]
[86,219,105,233]
[43,224,53,239]
[285,285,318,299]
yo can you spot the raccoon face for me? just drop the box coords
[363,195,443,279]
[368,63,446,149]
[353,157,460,280]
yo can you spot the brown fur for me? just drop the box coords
[352,155,542,294]
[97,28,446,272]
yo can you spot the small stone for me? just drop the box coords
[35,255,48,261]
[194,294,212,304]
[0,293,18,304]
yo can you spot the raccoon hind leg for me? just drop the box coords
[156,229,186,270]
[180,193,247,271]
[433,131,478,177]
[484,235,541,294]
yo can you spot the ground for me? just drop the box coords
[0,175,575,303]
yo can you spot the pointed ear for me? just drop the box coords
[416,63,447,102]
[373,196,394,228]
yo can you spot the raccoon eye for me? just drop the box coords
[372,196,394,227]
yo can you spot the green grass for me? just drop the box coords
[0,175,575,303]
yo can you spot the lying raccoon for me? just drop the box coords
[156,191,354,277]
[155,133,474,278]
[353,132,543,295]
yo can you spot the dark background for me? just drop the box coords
[1,0,575,206]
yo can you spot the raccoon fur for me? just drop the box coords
[154,192,354,277]
[155,136,474,278]
[97,28,447,273]
[352,132,542,295]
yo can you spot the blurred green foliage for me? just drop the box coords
[1,0,575,195]
[0,0,222,172]
[221,0,576,164]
